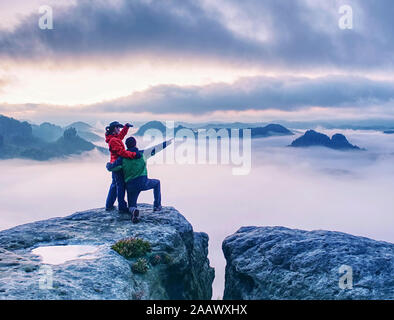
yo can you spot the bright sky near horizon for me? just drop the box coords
[0,0,393,124]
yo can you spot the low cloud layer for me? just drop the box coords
[1,74,394,122]
[1,131,394,297]
[91,75,394,114]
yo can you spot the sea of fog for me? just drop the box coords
[1,129,394,298]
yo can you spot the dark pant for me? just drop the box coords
[106,171,128,211]
[126,176,161,210]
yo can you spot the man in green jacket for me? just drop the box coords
[106,137,162,223]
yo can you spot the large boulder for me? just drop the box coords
[0,205,214,300]
[223,226,394,300]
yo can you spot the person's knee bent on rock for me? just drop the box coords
[106,136,163,222]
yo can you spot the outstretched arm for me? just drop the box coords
[117,123,133,140]
[142,139,173,160]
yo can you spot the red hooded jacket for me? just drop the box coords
[105,126,137,163]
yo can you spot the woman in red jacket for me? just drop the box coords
[105,121,138,212]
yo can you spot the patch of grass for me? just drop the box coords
[132,258,149,274]
[111,237,151,259]
[148,253,174,266]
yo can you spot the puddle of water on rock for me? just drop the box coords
[32,245,99,265]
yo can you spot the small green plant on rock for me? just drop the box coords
[111,237,151,259]
[132,258,149,274]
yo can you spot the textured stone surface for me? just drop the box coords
[223,226,394,300]
[0,205,214,300]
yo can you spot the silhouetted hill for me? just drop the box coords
[200,122,265,129]
[32,122,64,142]
[65,122,101,142]
[31,120,101,143]
[290,130,361,150]
[249,124,293,138]
[211,123,293,138]
[135,121,189,136]
[0,115,34,142]
[0,115,105,160]
[65,121,92,131]
[135,121,166,136]
[135,121,292,138]
[49,127,98,155]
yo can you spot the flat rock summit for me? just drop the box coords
[0,205,214,300]
[223,226,394,300]
[1,207,393,300]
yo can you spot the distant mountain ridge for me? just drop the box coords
[247,124,293,138]
[65,121,93,131]
[0,115,105,160]
[31,122,63,142]
[135,121,188,136]
[32,121,102,143]
[179,119,394,131]
[135,121,293,138]
[290,130,361,150]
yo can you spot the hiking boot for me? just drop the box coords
[153,205,162,212]
[130,208,140,224]
[118,208,129,214]
[105,206,116,211]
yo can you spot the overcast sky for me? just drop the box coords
[0,0,393,124]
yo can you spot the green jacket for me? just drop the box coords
[107,148,147,183]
